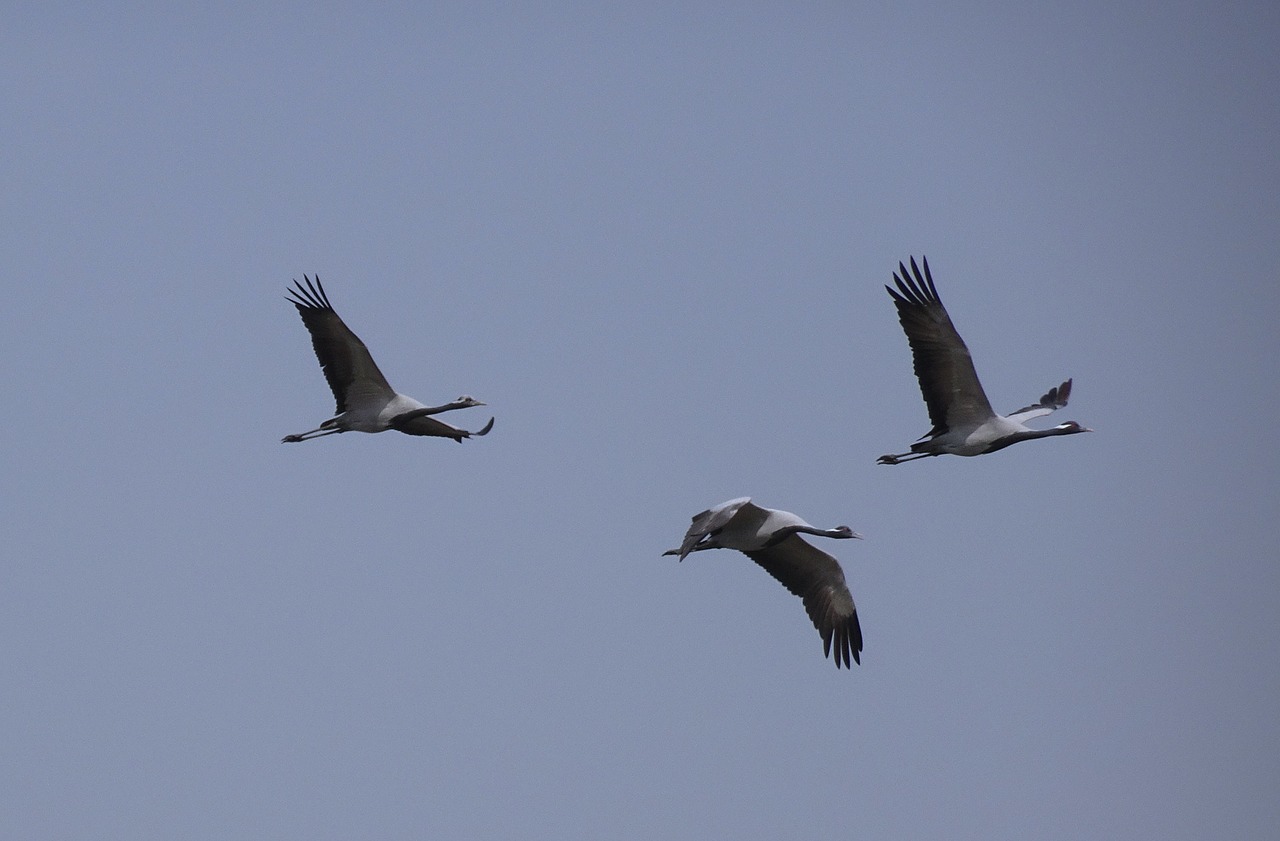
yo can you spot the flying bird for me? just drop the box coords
[664,497,863,669]
[878,256,1090,464]
[281,276,494,444]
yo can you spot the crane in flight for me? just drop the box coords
[281,276,494,444]
[879,256,1089,464]
[664,497,863,669]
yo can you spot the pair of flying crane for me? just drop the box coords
[282,258,1091,669]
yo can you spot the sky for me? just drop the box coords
[3,2,1279,839]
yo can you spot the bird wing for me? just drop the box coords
[1006,378,1072,424]
[886,256,995,435]
[286,276,395,414]
[675,497,752,560]
[745,535,862,668]
[389,410,495,441]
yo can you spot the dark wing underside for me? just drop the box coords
[1007,378,1072,420]
[389,410,495,441]
[286,276,395,414]
[886,256,995,435]
[745,535,862,668]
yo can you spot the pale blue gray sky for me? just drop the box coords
[3,3,1278,839]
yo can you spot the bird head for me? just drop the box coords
[833,525,863,539]
[1057,421,1092,434]
[453,395,486,408]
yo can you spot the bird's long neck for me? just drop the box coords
[985,423,1083,453]
[410,400,473,417]
[767,525,843,545]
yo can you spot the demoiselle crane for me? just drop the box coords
[663,497,863,669]
[878,256,1090,464]
[281,276,494,444]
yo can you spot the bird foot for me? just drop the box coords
[281,434,302,443]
